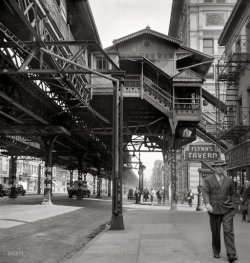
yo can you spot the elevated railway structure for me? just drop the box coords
[0,0,228,229]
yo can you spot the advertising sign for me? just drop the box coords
[225,140,250,169]
[206,124,216,134]
[44,167,52,188]
[185,144,220,161]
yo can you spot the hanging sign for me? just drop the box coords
[185,144,220,161]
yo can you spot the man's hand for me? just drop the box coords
[205,204,213,213]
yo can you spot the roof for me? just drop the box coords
[219,0,245,46]
[172,68,204,82]
[177,46,214,77]
[67,0,102,47]
[168,0,186,38]
[106,27,213,77]
[112,26,181,46]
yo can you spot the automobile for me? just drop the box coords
[127,188,136,200]
[5,185,26,196]
[67,181,90,198]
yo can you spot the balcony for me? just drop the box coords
[218,35,250,83]
[219,106,250,142]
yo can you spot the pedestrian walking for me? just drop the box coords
[135,187,140,204]
[187,189,193,207]
[149,188,155,206]
[156,189,162,204]
[182,188,188,204]
[9,182,17,198]
[240,181,250,223]
[0,183,3,197]
[202,160,237,262]
[143,187,149,202]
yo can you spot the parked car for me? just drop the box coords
[5,185,26,196]
[127,188,136,200]
[67,181,90,198]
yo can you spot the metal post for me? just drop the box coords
[110,79,124,230]
[8,156,17,198]
[108,173,111,197]
[69,169,74,187]
[196,169,203,211]
[170,147,177,210]
[93,175,96,195]
[77,157,83,200]
[38,164,41,194]
[41,136,57,205]
[138,152,143,193]
[96,168,101,198]
[8,156,17,186]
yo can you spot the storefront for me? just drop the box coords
[225,140,250,190]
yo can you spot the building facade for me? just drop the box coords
[169,0,237,200]
[218,0,250,190]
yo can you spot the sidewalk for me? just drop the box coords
[64,203,250,263]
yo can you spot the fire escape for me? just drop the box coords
[217,34,250,144]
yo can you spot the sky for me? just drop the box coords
[88,0,173,180]
[89,0,173,48]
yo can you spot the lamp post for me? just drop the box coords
[196,168,203,211]
[138,161,146,202]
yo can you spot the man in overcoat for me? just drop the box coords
[202,160,237,262]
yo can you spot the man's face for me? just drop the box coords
[214,165,225,175]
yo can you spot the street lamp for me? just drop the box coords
[196,168,203,211]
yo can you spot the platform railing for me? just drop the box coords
[143,76,173,109]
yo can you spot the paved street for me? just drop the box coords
[0,194,113,263]
[0,195,249,263]
[65,203,250,263]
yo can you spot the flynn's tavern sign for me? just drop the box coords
[185,144,220,161]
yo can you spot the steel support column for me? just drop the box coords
[93,175,96,195]
[41,136,57,205]
[8,155,17,185]
[37,163,42,195]
[108,173,111,197]
[96,173,102,198]
[77,156,83,200]
[96,167,101,198]
[170,147,177,210]
[110,78,124,230]
[69,169,74,187]
[8,155,17,198]
[162,149,169,206]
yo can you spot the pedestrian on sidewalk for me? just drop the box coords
[240,181,250,222]
[156,189,162,204]
[135,187,140,204]
[187,189,193,207]
[0,184,3,197]
[149,188,155,206]
[202,160,238,262]
[143,187,149,202]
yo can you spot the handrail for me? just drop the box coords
[124,75,141,87]
[201,112,225,132]
[143,76,172,102]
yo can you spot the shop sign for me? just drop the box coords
[225,140,250,169]
[185,144,220,161]
[206,124,216,134]
[0,171,8,177]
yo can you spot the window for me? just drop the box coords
[204,0,225,3]
[206,65,214,79]
[96,57,108,70]
[203,39,214,54]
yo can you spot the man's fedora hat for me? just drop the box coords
[211,160,227,167]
